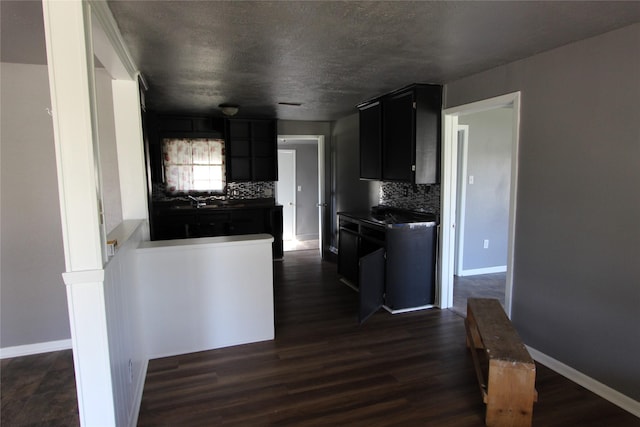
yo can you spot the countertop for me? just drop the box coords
[138,233,274,252]
[339,208,437,228]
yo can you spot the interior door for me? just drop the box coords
[276,149,296,241]
[359,248,385,323]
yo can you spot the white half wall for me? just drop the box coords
[137,234,275,359]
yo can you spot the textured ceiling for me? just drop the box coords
[3,1,639,121]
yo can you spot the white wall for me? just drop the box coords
[0,62,70,351]
[446,23,640,401]
[95,68,123,234]
[137,235,275,359]
[458,108,512,272]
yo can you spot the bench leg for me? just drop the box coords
[486,360,536,427]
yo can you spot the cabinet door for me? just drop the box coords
[251,120,277,181]
[154,212,197,240]
[226,119,277,181]
[198,212,231,237]
[338,228,360,286]
[383,90,415,181]
[226,120,252,181]
[228,210,262,235]
[359,101,382,179]
[385,225,436,309]
[359,248,385,323]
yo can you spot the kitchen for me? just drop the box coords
[2,1,639,426]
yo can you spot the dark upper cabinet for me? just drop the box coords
[359,101,382,179]
[358,84,442,184]
[382,90,415,181]
[226,119,277,182]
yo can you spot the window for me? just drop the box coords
[162,138,225,193]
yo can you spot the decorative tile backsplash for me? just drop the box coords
[379,182,440,215]
[227,182,275,200]
[152,181,275,202]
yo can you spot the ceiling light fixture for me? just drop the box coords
[219,103,239,116]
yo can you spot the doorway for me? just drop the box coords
[276,135,325,255]
[439,92,521,317]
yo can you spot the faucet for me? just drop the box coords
[187,195,205,208]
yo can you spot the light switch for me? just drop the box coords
[297,185,302,192]
[469,175,475,185]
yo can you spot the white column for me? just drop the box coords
[42,0,116,425]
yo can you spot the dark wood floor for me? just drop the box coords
[137,250,639,426]
[1,251,637,426]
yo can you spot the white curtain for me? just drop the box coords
[163,138,225,193]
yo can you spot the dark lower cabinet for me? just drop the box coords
[197,212,231,237]
[385,225,436,310]
[268,206,284,259]
[359,248,385,324]
[152,205,283,259]
[337,228,360,286]
[153,212,198,240]
[337,212,437,322]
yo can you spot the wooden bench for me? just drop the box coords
[465,298,537,427]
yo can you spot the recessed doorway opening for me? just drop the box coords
[276,135,325,255]
[439,92,521,318]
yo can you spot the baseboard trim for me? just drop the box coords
[527,346,640,418]
[459,265,507,276]
[128,358,148,427]
[0,339,72,359]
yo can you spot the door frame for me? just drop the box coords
[277,135,325,256]
[454,124,469,276]
[439,92,521,317]
[276,149,296,242]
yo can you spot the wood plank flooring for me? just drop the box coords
[137,250,639,426]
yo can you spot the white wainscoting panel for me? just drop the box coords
[104,220,148,427]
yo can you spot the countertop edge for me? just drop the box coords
[137,233,274,252]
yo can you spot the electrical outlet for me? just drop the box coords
[297,185,302,192]
[483,239,489,249]
[469,175,475,185]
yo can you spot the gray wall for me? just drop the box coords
[332,113,380,248]
[0,62,70,348]
[446,24,640,400]
[458,108,512,272]
[277,142,318,240]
